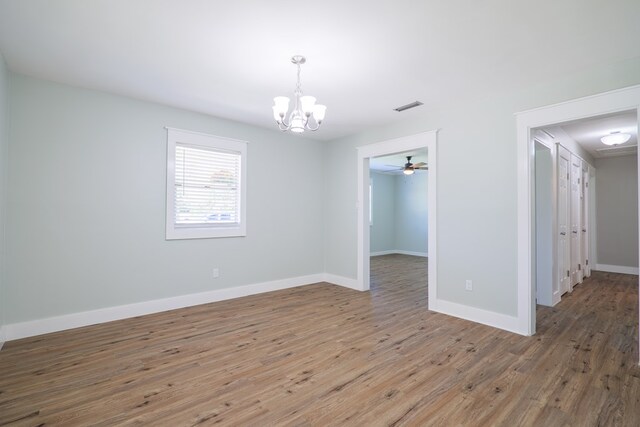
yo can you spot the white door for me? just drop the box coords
[570,156,583,287]
[582,168,590,277]
[557,147,571,295]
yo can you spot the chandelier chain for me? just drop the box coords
[296,62,302,95]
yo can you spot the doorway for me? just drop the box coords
[356,131,437,308]
[368,149,429,289]
[516,85,640,358]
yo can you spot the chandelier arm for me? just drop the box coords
[305,119,321,131]
[277,119,291,131]
[304,112,322,131]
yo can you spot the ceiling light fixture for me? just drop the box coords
[272,55,326,133]
[403,157,415,175]
[601,131,631,146]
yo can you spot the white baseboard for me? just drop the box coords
[4,273,334,342]
[395,250,428,258]
[595,264,639,275]
[370,250,428,258]
[370,250,396,256]
[0,325,5,350]
[429,297,523,335]
[2,272,524,344]
[323,273,362,291]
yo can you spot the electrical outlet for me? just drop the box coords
[213,268,219,278]
[465,280,473,291]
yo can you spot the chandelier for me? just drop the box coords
[272,55,326,133]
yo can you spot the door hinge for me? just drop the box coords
[567,270,570,277]
[578,178,581,184]
[567,173,570,179]
[578,264,581,270]
[586,182,589,187]
[586,259,589,266]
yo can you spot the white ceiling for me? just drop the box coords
[370,149,428,174]
[0,1,639,141]
[558,111,638,159]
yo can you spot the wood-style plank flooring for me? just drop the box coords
[1,254,639,426]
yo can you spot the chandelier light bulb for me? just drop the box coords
[272,106,282,122]
[313,104,327,122]
[601,131,631,146]
[300,96,316,114]
[273,96,290,116]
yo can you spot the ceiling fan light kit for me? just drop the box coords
[399,155,427,175]
[601,131,631,146]
[272,55,326,133]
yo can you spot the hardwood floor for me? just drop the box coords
[1,254,639,426]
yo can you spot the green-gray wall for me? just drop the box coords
[325,58,640,317]
[595,155,639,268]
[3,56,640,330]
[0,52,8,338]
[370,172,395,252]
[6,75,325,324]
[395,172,428,254]
[370,171,428,254]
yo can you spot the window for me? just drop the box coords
[166,128,247,240]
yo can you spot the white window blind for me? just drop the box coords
[166,128,247,240]
[175,144,241,226]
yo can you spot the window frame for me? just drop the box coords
[165,127,247,240]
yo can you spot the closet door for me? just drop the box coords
[557,146,571,295]
[570,155,583,287]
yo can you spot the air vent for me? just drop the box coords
[394,101,423,112]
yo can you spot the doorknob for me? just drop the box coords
[572,231,578,234]
[582,229,586,232]
[560,232,566,235]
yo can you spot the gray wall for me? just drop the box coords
[595,155,639,268]
[3,57,640,329]
[370,172,395,252]
[394,173,428,254]
[370,172,428,255]
[0,53,8,336]
[6,75,326,324]
[325,58,640,317]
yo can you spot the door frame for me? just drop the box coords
[356,130,437,307]
[516,84,640,343]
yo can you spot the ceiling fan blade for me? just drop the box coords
[412,162,427,168]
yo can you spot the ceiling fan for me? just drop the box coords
[388,156,428,175]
